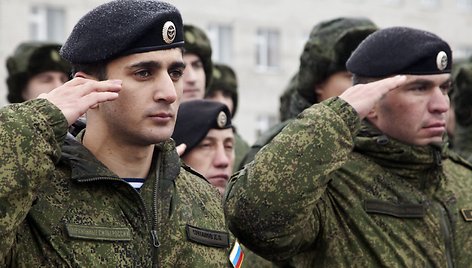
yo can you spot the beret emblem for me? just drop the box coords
[436,51,448,71]
[162,21,176,44]
[216,111,227,128]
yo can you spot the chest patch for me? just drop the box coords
[65,223,132,241]
[185,224,229,248]
[461,209,472,221]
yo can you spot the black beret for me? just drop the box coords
[347,26,452,77]
[60,0,184,64]
[172,100,232,156]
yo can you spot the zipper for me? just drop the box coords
[435,201,454,268]
[151,152,163,268]
[79,176,155,266]
[433,148,442,167]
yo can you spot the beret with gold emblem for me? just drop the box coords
[347,26,452,77]
[172,99,232,156]
[60,0,184,64]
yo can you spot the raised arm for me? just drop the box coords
[223,75,406,261]
[0,77,121,261]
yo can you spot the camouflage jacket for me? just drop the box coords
[0,99,230,267]
[238,90,311,170]
[224,97,472,267]
[233,131,250,173]
[452,124,472,162]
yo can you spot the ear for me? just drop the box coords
[314,83,325,99]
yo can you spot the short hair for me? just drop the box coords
[71,62,108,81]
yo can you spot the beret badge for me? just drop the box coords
[436,51,448,71]
[217,111,227,128]
[162,21,176,44]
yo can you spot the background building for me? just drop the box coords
[1,0,471,144]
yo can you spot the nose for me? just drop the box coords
[429,87,449,115]
[213,144,230,169]
[153,73,177,103]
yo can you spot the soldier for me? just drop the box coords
[172,99,275,268]
[6,41,71,103]
[172,99,235,196]
[0,0,230,267]
[451,59,472,161]
[239,17,377,168]
[224,27,472,266]
[182,24,213,101]
[205,63,250,172]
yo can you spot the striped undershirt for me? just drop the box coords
[123,178,145,190]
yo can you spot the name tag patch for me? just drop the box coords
[186,224,229,248]
[66,223,132,241]
[461,209,472,221]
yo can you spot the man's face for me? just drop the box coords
[315,71,353,102]
[182,128,235,196]
[98,48,185,145]
[182,53,206,101]
[368,73,451,146]
[23,71,69,100]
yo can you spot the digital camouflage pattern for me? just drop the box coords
[184,24,213,89]
[224,97,472,267]
[451,60,472,162]
[204,63,250,172]
[0,99,230,267]
[6,42,71,103]
[238,17,377,169]
[233,131,250,173]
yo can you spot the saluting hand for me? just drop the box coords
[37,77,121,126]
[339,75,407,119]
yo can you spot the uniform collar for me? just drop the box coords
[354,120,446,191]
[60,134,180,183]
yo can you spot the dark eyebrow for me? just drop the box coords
[170,61,186,70]
[127,61,161,70]
[126,60,186,70]
[440,78,452,87]
[405,77,452,87]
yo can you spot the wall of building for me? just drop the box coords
[1,0,471,144]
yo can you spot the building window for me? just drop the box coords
[256,28,280,70]
[383,0,403,6]
[255,114,278,138]
[29,5,66,42]
[207,24,233,64]
[454,47,472,61]
[457,0,472,10]
[420,0,440,8]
